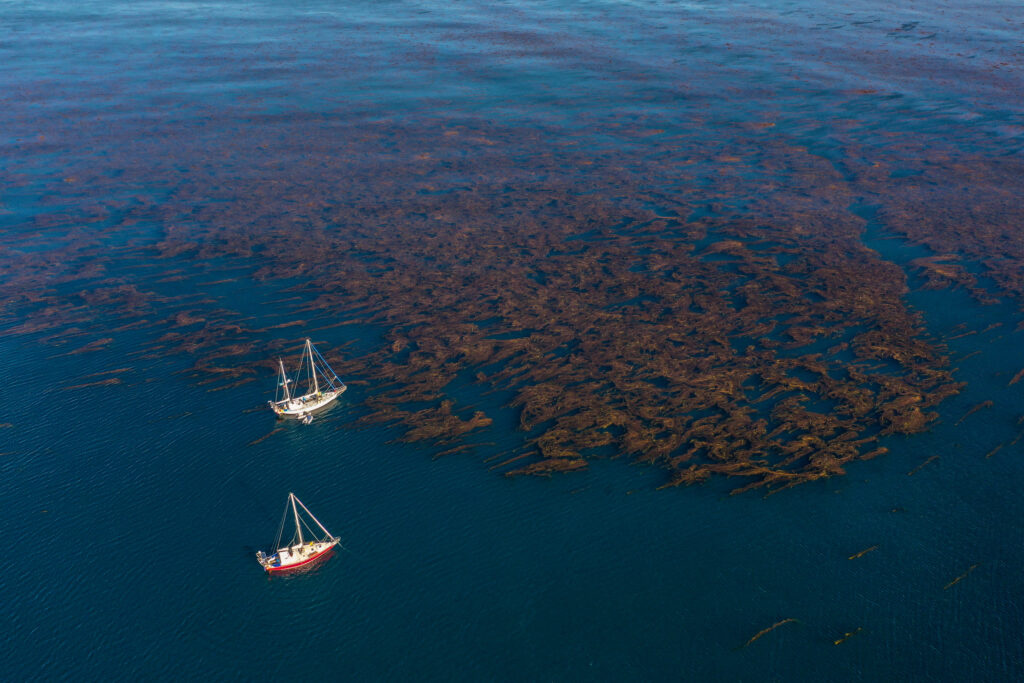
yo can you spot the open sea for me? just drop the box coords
[2,1,1023,680]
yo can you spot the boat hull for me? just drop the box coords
[269,386,345,418]
[259,539,339,573]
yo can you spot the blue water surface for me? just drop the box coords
[2,0,1023,680]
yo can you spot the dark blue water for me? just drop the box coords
[3,1,1024,679]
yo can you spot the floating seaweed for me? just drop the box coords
[79,367,133,378]
[833,627,863,646]
[943,563,980,590]
[848,545,878,560]
[908,455,939,476]
[434,443,493,459]
[61,378,123,391]
[984,443,1004,459]
[6,67,1022,495]
[741,618,799,648]
[53,337,114,357]
[247,427,284,447]
[954,401,994,426]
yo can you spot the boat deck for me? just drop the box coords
[269,386,345,417]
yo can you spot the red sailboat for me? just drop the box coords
[256,493,339,573]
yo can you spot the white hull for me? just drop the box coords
[269,387,344,418]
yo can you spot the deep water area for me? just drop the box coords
[2,0,1023,679]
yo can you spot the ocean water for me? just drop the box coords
[2,0,1024,680]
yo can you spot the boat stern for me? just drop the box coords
[256,550,277,571]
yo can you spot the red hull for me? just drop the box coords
[264,546,335,573]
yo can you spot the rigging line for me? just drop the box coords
[333,541,369,564]
[273,499,289,552]
[316,356,339,383]
[289,500,326,542]
[294,352,305,394]
[311,345,342,387]
[293,494,335,537]
[298,514,320,541]
[289,343,304,392]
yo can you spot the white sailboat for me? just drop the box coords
[256,493,340,573]
[269,338,346,420]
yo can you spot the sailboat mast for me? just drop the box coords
[291,493,304,544]
[279,359,291,401]
[307,339,320,394]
